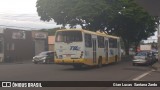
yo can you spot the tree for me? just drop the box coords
[36,0,157,55]
[105,0,157,54]
[36,0,109,29]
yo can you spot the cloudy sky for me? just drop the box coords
[0,0,157,42]
[0,0,61,30]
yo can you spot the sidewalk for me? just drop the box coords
[14,60,32,64]
[0,59,32,64]
[152,61,160,71]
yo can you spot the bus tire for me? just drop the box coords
[115,55,118,63]
[98,57,102,68]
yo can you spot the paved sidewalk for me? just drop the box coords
[0,60,32,64]
[14,60,32,64]
[152,61,160,71]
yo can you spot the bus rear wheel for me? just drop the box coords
[98,58,102,68]
[115,55,118,63]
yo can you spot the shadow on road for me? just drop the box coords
[58,55,133,71]
[60,62,121,71]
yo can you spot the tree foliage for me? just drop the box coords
[105,0,157,54]
[36,0,157,55]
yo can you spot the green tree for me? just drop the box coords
[106,0,157,54]
[36,0,157,55]
[36,0,109,29]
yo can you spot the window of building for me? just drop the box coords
[85,34,92,47]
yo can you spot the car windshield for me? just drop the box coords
[136,52,147,56]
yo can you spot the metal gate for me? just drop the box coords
[35,40,45,55]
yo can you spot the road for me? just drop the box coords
[0,59,160,90]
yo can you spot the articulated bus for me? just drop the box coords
[54,29,121,68]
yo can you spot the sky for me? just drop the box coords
[0,0,61,30]
[0,0,157,42]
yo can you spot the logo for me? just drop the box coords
[1,82,42,88]
[70,46,80,50]
[2,82,11,87]
[12,31,25,39]
[35,33,47,39]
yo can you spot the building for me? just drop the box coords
[0,29,4,62]
[48,36,55,52]
[32,31,48,55]
[0,28,48,63]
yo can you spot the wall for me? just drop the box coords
[48,36,55,52]
[32,31,48,55]
[3,28,34,62]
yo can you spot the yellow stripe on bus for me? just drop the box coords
[55,56,120,66]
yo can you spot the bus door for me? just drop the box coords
[92,39,97,64]
[105,40,109,64]
[117,40,121,61]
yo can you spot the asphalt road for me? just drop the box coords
[0,59,160,90]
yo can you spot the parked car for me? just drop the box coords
[32,51,54,64]
[132,51,156,66]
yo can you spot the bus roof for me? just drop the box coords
[56,29,120,39]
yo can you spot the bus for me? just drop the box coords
[54,29,121,68]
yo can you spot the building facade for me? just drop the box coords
[32,31,48,55]
[48,36,55,52]
[0,28,48,63]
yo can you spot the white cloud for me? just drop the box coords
[0,13,61,30]
[0,0,61,30]
[0,0,37,14]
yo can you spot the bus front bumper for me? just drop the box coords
[54,59,86,65]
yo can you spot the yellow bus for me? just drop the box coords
[54,29,121,68]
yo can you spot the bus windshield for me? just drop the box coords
[55,31,82,42]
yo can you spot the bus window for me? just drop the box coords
[55,31,82,42]
[98,36,104,48]
[109,38,117,48]
[85,34,92,47]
